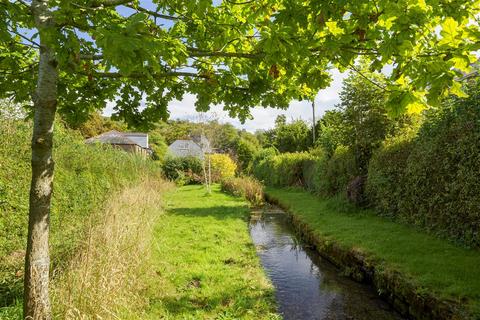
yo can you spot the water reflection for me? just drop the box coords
[249,208,404,320]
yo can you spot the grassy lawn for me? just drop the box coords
[133,185,279,320]
[266,187,480,317]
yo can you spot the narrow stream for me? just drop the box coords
[249,206,404,320]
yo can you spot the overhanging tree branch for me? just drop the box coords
[87,70,211,79]
[130,6,181,21]
[88,0,132,8]
[79,49,261,61]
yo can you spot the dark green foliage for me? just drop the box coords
[346,175,367,206]
[316,110,345,157]
[221,177,264,206]
[161,156,203,185]
[399,89,480,247]
[366,80,480,247]
[302,158,322,192]
[366,136,415,216]
[312,146,357,197]
[0,119,159,311]
[337,69,390,174]
[234,137,260,173]
[263,115,313,153]
[253,152,316,187]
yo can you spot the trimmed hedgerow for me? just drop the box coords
[314,146,357,197]
[253,152,315,187]
[366,80,480,247]
[399,97,480,247]
[366,135,415,217]
[301,146,357,197]
[254,147,356,198]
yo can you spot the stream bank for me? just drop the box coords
[264,189,477,320]
[249,206,403,320]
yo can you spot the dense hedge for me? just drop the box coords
[366,136,414,217]
[0,119,159,311]
[253,152,315,187]
[400,102,480,247]
[366,83,480,247]
[313,146,357,196]
[254,83,480,248]
[254,147,356,197]
[161,156,203,185]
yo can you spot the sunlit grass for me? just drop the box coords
[129,185,279,320]
[266,187,480,317]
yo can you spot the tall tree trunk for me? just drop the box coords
[24,1,57,319]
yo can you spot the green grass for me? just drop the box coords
[130,185,279,320]
[266,187,480,316]
[0,119,160,318]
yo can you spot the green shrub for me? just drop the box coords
[366,135,415,216]
[366,80,480,247]
[311,146,357,197]
[161,156,203,185]
[251,147,277,168]
[235,138,259,173]
[398,91,480,247]
[253,152,315,187]
[302,158,320,192]
[220,176,264,206]
[0,118,159,311]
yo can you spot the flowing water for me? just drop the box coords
[249,206,404,320]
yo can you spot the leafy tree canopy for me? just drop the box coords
[1,0,478,126]
[265,115,313,153]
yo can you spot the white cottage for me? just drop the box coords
[167,135,212,159]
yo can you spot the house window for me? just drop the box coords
[180,142,189,150]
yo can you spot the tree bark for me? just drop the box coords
[24,1,58,319]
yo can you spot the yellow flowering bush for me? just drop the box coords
[209,154,237,182]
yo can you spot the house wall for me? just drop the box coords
[167,140,204,159]
[123,134,148,149]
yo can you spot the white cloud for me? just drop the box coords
[104,69,348,132]
[167,69,348,132]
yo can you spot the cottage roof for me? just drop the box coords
[86,130,148,148]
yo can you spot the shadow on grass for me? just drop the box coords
[167,205,251,221]
[149,283,276,317]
